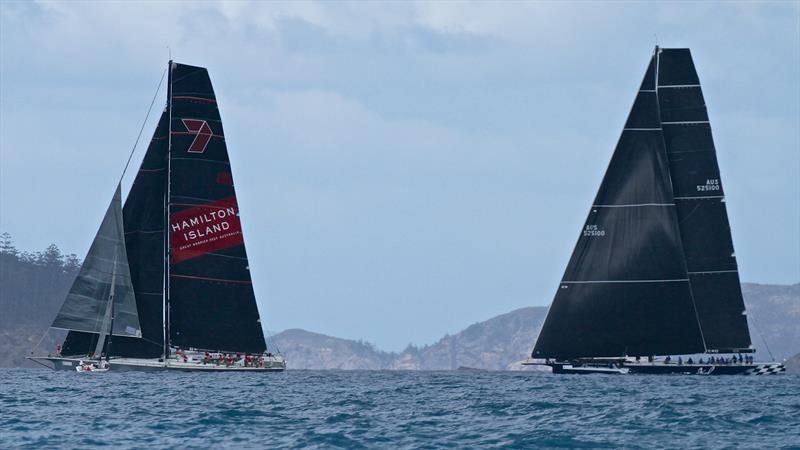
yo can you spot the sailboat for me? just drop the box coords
[29,61,286,372]
[524,47,784,376]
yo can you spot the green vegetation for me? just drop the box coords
[0,232,78,366]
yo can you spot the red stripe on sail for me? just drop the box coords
[173,96,217,103]
[170,274,251,284]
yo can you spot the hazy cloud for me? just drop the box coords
[2,1,797,350]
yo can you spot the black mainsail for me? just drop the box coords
[532,51,705,359]
[532,47,753,360]
[167,62,266,354]
[61,62,267,358]
[657,49,752,353]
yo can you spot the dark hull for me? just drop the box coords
[532,361,785,376]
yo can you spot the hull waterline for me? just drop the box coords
[29,356,286,372]
[523,359,785,375]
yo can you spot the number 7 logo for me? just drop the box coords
[182,119,213,153]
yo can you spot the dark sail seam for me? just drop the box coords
[82,255,132,267]
[124,229,164,234]
[51,325,140,338]
[171,157,230,165]
[171,195,218,202]
[592,203,674,208]
[172,91,216,96]
[170,202,237,209]
[658,84,701,88]
[172,69,207,84]
[661,121,709,125]
[170,274,252,284]
[688,270,738,274]
[674,195,724,200]
[561,279,689,284]
[207,252,248,260]
[623,128,661,131]
[172,96,216,103]
[170,131,225,138]
[666,149,714,154]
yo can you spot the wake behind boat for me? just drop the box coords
[523,47,784,376]
[29,61,285,373]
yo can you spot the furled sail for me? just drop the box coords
[61,112,168,358]
[532,52,706,359]
[167,62,267,353]
[657,48,752,353]
[51,184,141,338]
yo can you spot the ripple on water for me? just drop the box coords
[1,369,799,449]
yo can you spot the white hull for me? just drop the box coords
[30,356,286,372]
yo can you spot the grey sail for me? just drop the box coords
[51,184,142,338]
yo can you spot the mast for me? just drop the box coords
[106,272,116,362]
[163,59,173,360]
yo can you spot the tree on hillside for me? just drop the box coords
[38,244,64,269]
[0,232,18,257]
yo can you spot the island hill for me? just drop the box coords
[2,234,798,371]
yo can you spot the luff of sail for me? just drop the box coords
[51,184,141,339]
[657,49,752,353]
[61,111,168,358]
[167,62,267,354]
[531,52,706,359]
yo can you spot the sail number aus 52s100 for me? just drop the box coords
[697,178,720,192]
[583,224,605,237]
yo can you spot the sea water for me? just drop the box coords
[1,369,798,449]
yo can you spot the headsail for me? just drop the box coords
[167,62,267,353]
[531,51,706,359]
[657,49,752,353]
[52,184,141,339]
[61,112,168,358]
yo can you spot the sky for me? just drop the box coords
[1,1,798,352]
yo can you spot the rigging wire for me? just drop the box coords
[29,68,167,360]
[30,327,52,356]
[117,67,167,187]
[264,327,283,357]
[747,305,776,361]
